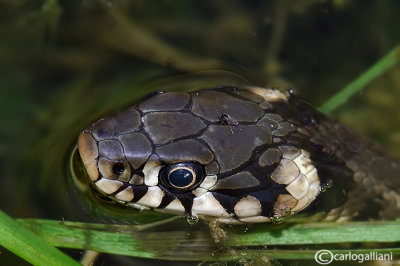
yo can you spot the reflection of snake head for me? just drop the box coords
[78,87,349,223]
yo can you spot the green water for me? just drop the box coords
[1,1,400,265]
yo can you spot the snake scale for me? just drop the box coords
[78,86,400,223]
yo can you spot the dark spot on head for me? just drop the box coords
[96,128,105,137]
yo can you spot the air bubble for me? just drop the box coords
[186,215,199,225]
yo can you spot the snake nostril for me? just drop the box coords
[112,163,125,175]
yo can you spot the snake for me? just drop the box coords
[77,86,400,224]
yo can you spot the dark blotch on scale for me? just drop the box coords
[128,185,149,203]
[90,119,116,140]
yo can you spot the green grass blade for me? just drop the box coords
[19,218,158,259]
[227,220,400,245]
[319,46,400,114]
[17,218,400,261]
[0,210,79,266]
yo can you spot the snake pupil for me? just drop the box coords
[112,163,125,175]
[169,169,194,188]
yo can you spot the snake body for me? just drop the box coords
[78,87,400,223]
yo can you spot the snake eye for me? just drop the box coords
[160,162,205,191]
[169,167,195,188]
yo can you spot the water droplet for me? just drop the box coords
[186,215,199,225]
[284,207,292,216]
[320,179,333,192]
[271,216,286,224]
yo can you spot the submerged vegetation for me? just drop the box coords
[1,0,400,265]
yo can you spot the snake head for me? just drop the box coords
[78,87,329,223]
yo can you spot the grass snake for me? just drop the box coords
[77,86,400,223]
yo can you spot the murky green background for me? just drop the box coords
[1,1,400,265]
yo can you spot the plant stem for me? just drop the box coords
[319,46,400,114]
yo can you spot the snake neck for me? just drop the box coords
[310,117,400,221]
